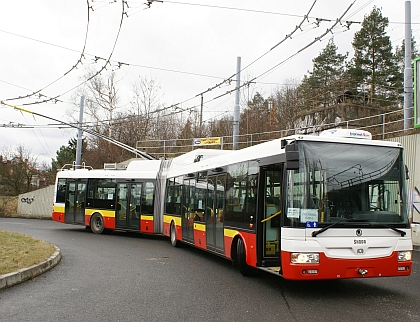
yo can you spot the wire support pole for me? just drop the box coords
[233,57,241,150]
[404,0,413,131]
[75,96,85,168]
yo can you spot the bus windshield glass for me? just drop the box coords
[284,141,409,228]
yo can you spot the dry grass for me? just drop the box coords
[0,230,56,275]
[0,196,18,217]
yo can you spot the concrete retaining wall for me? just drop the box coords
[17,185,54,219]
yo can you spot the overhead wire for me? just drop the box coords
[3,0,92,104]
[19,0,127,106]
[16,109,56,159]
[1,102,155,159]
[137,0,321,118]
[2,0,399,140]
[70,1,360,125]
[174,0,358,117]
[255,1,356,82]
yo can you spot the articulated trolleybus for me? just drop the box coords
[52,129,412,280]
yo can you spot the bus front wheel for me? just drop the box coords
[90,213,104,234]
[170,222,179,247]
[237,238,253,276]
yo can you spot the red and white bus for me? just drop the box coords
[52,129,413,280]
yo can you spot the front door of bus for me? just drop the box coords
[206,174,225,251]
[116,182,142,229]
[65,181,87,224]
[259,168,282,265]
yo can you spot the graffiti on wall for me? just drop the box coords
[21,197,34,204]
[20,196,52,206]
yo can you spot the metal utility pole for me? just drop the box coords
[233,56,241,150]
[404,0,413,131]
[200,94,203,136]
[75,95,84,168]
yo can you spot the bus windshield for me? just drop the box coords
[284,141,409,228]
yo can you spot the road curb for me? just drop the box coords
[0,246,61,290]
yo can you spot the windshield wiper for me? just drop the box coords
[376,224,406,237]
[312,218,362,237]
[311,220,408,237]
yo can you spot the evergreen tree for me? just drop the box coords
[53,138,85,170]
[349,6,398,106]
[300,38,348,108]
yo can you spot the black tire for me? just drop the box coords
[237,238,253,276]
[90,213,104,234]
[170,222,180,247]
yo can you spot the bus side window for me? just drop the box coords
[56,178,67,203]
[142,182,154,215]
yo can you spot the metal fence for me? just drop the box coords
[136,107,419,159]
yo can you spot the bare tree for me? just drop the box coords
[0,145,41,195]
[272,79,308,133]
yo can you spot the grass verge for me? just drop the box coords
[0,230,56,275]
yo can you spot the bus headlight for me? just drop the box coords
[291,253,320,264]
[398,251,412,261]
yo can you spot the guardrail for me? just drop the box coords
[136,107,419,159]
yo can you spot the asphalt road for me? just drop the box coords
[0,218,419,322]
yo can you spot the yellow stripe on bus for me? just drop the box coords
[164,214,182,226]
[53,205,64,213]
[141,215,153,221]
[194,223,206,232]
[85,209,115,218]
[224,228,238,238]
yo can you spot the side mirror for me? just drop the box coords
[405,164,409,180]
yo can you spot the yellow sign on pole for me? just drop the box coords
[193,137,221,146]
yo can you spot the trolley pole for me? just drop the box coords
[75,95,84,168]
[233,56,241,150]
[404,0,413,131]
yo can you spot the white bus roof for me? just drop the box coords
[57,159,162,180]
[166,132,402,178]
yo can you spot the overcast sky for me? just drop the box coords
[0,0,419,165]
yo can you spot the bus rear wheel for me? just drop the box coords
[237,238,253,276]
[90,213,104,234]
[170,223,179,247]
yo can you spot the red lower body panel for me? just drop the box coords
[193,229,207,250]
[163,222,170,237]
[52,211,65,223]
[281,251,412,280]
[141,219,154,234]
[103,216,115,229]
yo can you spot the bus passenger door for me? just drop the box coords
[182,180,194,242]
[258,168,282,266]
[116,182,142,229]
[206,174,225,251]
[65,181,87,224]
